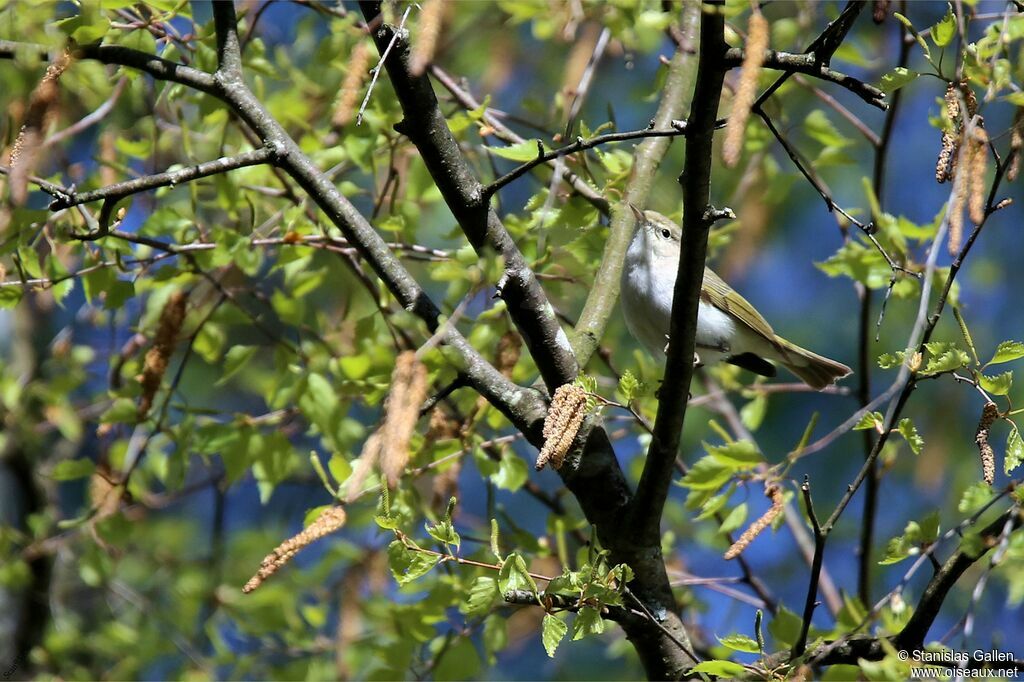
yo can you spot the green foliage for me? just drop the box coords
[879,513,941,565]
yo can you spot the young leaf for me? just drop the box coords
[979,371,1013,396]
[689,661,747,677]
[387,540,440,585]
[571,606,605,641]
[854,411,885,431]
[879,67,919,93]
[718,634,760,654]
[897,418,924,455]
[988,341,1024,366]
[930,6,956,47]
[462,576,500,618]
[1006,426,1024,475]
[542,614,568,658]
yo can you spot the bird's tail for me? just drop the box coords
[774,336,852,390]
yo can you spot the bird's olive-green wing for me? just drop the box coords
[701,267,777,341]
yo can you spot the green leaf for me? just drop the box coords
[718,633,760,654]
[387,540,440,585]
[922,341,969,374]
[930,6,956,47]
[50,458,96,481]
[958,481,995,513]
[100,398,140,424]
[719,503,748,534]
[541,614,568,657]
[854,411,884,431]
[678,455,733,491]
[425,519,461,550]
[879,67,919,93]
[878,351,906,369]
[217,345,258,386]
[706,440,762,467]
[804,110,851,148]
[462,576,500,618]
[897,418,924,455]
[492,451,528,492]
[571,606,605,641]
[489,139,546,161]
[498,552,538,596]
[740,395,767,431]
[617,370,643,403]
[1006,426,1024,475]
[817,241,892,289]
[979,371,1013,396]
[988,341,1024,366]
[689,660,747,677]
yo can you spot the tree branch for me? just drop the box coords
[724,48,886,109]
[47,147,276,238]
[630,2,728,540]
[571,0,703,367]
[359,1,579,392]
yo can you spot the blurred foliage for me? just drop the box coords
[1,1,1023,680]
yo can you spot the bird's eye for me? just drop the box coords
[660,228,671,239]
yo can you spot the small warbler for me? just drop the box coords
[620,207,852,390]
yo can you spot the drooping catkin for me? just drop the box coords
[137,291,188,418]
[1007,107,1022,182]
[967,123,989,226]
[536,383,589,471]
[9,48,73,205]
[243,506,347,593]
[722,10,768,168]
[935,84,960,184]
[975,401,998,486]
[872,0,890,23]
[378,351,429,488]
[410,0,445,77]
[723,483,784,560]
[332,42,373,129]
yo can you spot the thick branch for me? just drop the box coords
[359,1,578,391]
[630,3,728,540]
[571,0,702,367]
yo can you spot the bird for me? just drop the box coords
[620,207,852,390]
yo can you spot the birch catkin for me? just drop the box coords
[378,351,429,488]
[138,291,188,418]
[410,0,445,76]
[722,10,768,168]
[332,43,373,129]
[975,401,998,486]
[536,383,589,471]
[243,507,347,593]
[723,484,783,560]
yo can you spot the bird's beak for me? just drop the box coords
[627,202,645,224]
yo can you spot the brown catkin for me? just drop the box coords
[1007,107,1023,182]
[722,10,768,168]
[378,351,429,488]
[332,42,373,129]
[410,0,445,77]
[536,384,589,471]
[975,401,998,486]
[872,0,890,23]
[723,483,784,560]
[936,83,960,184]
[137,291,188,417]
[243,507,347,593]
[9,48,73,205]
[967,123,988,226]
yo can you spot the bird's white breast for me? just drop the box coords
[621,233,736,361]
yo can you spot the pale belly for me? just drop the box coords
[621,255,738,362]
